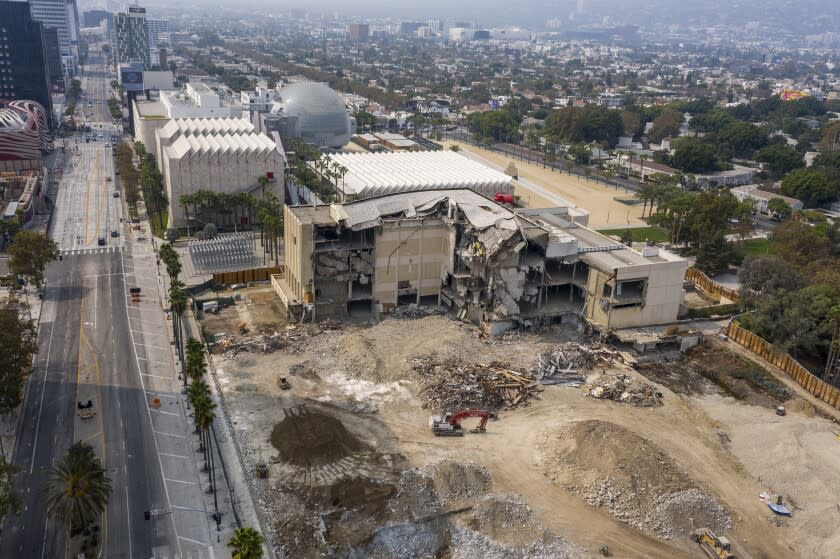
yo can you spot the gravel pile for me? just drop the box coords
[654,489,732,540]
[450,528,585,559]
[426,460,492,503]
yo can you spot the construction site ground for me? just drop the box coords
[201,286,840,559]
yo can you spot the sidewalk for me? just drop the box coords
[149,225,269,556]
[0,282,45,462]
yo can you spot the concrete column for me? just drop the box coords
[416,222,424,305]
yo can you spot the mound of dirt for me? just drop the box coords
[427,460,493,503]
[537,420,728,538]
[270,407,366,468]
[467,494,540,546]
[387,468,440,520]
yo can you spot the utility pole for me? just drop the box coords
[824,324,840,388]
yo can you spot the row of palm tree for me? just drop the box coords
[178,187,284,264]
[158,243,187,370]
[312,156,348,201]
[184,338,220,519]
[179,190,260,236]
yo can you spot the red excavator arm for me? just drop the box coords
[446,409,492,432]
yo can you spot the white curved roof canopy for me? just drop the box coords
[326,151,513,198]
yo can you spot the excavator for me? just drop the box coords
[692,528,735,559]
[429,409,493,436]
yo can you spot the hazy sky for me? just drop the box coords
[135,0,840,32]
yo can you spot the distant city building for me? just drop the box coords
[146,16,169,49]
[82,9,110,28]
[113,6,149,69]
[399,21,423,35]
[41,27,65,93]
[347,23,369,42]
[472,30,490,40]
[27,0,81,74]
[427,20,442,34]
[0,2,54,128]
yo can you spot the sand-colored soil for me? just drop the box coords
[444,140,648,228]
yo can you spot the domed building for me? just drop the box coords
[265,82,354,149]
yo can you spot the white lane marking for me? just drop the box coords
[177,535,207,546]
[164,478,196,486]
[159,452,189,459]
[134,344,170,351]
[131,330,168,337]
[150,408,178,417]
[30,320,56,474]
[121,252,184,558]
[154,431,185,438]
[125,485,133,559]
[138,358,172,366]
[141,373,172,380]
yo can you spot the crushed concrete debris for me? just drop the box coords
[655,489,732,540]
[450,527,584,559]
[212,320,342,355]
[389,304,446,320]
[411,355,541,410]
[585,373,663,407]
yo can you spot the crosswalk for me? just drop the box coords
[61,245,125,256]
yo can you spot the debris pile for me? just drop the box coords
[390,303,446,320]
[213,320,341,355]
[411,356,541,410]
[427,461,493,503]
[585,373,663,407]
[655,489,732,540]
[532,342,635,385]
[538,420,723,538]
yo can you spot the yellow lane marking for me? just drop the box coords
[73,278,109,555]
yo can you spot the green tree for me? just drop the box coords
[0,297,38,442]
[8,231,59,289]
[42,442,112,533]
[354,110,377,132]
[781,168,837,207]
[754,144,805,179]
[228,526,265,559]
[648,109,682,143]
[545,105,624,147]
[669,137,719,173]
[466,110,519,143]
[767,198,793,219]
[0,455,21,522]
[717,121,768,158]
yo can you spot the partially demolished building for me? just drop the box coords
[274,189,687,334]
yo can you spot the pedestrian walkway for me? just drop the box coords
[61,245,125,256]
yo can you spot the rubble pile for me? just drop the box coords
[411,356,541,410]
[213,320,341,355]
[532,342,634,385]
[390,303,446,320]
[585,373,663,407]
[654,489,732,540]
[450,528,584,559]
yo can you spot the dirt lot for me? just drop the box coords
[441,141,647,228]
[201,287,840,559]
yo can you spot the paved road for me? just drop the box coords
[2,52,224,559]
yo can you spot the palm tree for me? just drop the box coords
[170,282,188,371]
[179,194,194,237]
[228,527,265,559]
[193,394,218,514]
[42,442,112,534]
[639,154,648,182]
[185,338,207,382]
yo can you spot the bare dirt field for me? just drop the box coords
[441,140,647,228]
[200,287,840,559]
